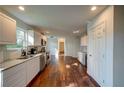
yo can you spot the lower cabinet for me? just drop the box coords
[26,56,40,85]
[2,62,27,87]
[1,56,40,87]
[78,52,83,64]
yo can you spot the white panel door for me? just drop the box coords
[88,22,106,86]
[87,29,95,78]
[94,24,105,86]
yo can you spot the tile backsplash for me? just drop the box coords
[0,45,21,63]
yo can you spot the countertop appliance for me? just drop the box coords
[30,48,37,54]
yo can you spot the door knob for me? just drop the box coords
[89,54,92,56]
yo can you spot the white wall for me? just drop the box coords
[47,38,58,55]
[87,6,114,86]
[113,6,124,87]
[65,36,80,57]
[47,36,80,58]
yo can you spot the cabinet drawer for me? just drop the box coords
[3,69,26,87]
[26,57,40,85]
[2,63,25,79]
[2,62,26,87]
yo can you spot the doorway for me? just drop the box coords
[58,38,65,56]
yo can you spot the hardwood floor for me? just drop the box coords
[29,55,99,87]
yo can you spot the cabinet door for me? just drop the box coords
[33,57,40,76]
[34,32,41,46]
[80,37,83,46]
[79,54,83,63]
[0,72,2,87]
[2,16,16,44]
[81,35,87,46]
[26,59,34,84]
[83,35,87,46]
[2,62,27,87]
[0,15,2,41]
[87,30,95,78]
[33,56,40,76]
[26,57,40,85]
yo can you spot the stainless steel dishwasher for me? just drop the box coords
[40,53,46,71]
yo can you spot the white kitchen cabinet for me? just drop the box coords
[26,59,34,84]
[0,15,2,42]
[26,56,40,85]
[32,57,40,78]
[0,72,2,87]
[0,55,41,87]
[2,62,27,87]
[78,52,83,64]
[80,35,87,46]
[78,52,86,65]
[0,12,16,44]
[42,34,47,42]
[34,32,42,46]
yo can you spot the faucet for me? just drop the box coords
[21,48,26,56]
[21,46,28,57]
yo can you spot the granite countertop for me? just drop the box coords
[0,53,42,71]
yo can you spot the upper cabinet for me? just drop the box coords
[34,31,47,46]
[0,12,16,44]
[80,35,87,46]
[34,31,42,46]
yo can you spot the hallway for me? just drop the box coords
[30,56,99,87]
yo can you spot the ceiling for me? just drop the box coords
[0,5,107,37]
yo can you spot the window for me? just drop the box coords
[27,30,34,46]
[7,27,34,50]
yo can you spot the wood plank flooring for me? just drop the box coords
[29,55,99,87]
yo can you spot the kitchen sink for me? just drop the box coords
[17,55,34,60]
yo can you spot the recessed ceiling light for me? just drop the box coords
[18,6,25,11]
[91,6,97,11]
